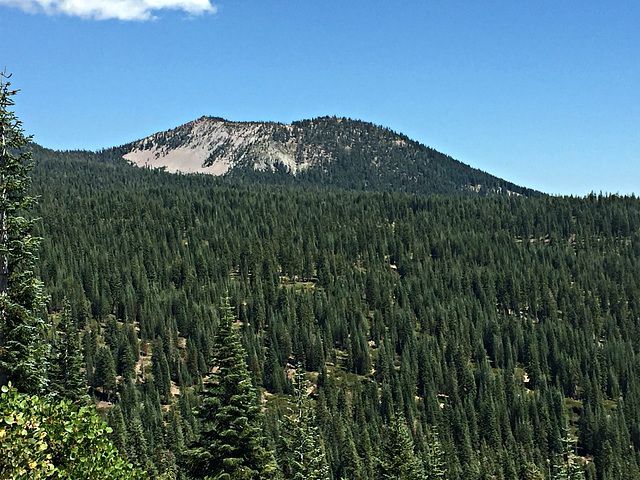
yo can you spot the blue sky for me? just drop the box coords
[1,1,638,196]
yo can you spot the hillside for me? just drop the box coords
[24,147,640,479]
[118,116,540,196]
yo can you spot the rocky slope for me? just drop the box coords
[123,116,330,175]
[119,115,539,196]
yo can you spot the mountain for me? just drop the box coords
[119,115,541,196]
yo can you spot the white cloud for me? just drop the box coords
[0,0,217,20]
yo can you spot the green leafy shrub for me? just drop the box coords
[0,383,147,479]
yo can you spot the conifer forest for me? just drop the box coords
[3,82,640,479]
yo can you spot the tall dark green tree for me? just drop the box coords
[423,426,446,480]
[94,345,117,400]
[184,295,279,479]
[50,299,89,403]
[0,71,46,394]
[377,414,427,480]
[553,431,586,480]
[278,366,330,480]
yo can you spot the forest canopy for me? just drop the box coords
[22,143,640,479]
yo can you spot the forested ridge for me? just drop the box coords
[117,115,541,198]
[16,144,640,479]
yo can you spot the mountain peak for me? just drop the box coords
[124,116,322,175]
[121,116,539,196]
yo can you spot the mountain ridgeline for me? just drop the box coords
[118,116,539,196]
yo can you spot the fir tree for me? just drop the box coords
[553,430,586,480]
[0,70,46,394]
[184,294,279,479]
[376,414,427,480]
[127,414,150,470]
[94,345,117,400]
[424,426,446,480]
[107,403,129,457]
[278,365,330,480]
[50,299,89,403]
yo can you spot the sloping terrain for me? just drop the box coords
[123,116,322,175]
[27,149,640,478]
[119,116,540,196]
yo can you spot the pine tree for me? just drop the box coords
[107,403,129,457]
[50,299,89,403]
[127,414,150,470]
[278,366,330,480]
[166,403,186,454]
[523,462,544,480]
[94,345,117,400]
[424,426,446,480]
[0,70,47,394]
[376,414,427,480]
[152,336,172,400]
[120,343,136,380]
[184,294,279,479]
[553,430,585,480]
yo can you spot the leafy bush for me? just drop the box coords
[0,383,147,479]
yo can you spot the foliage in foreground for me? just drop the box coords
[0,72,47,394]
[0,383,147,480]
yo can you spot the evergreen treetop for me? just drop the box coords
[376,414,428,480]
[0,70,46,394]
[278,365,330,480]
[49,299,89,403]
[185,294,279,479]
